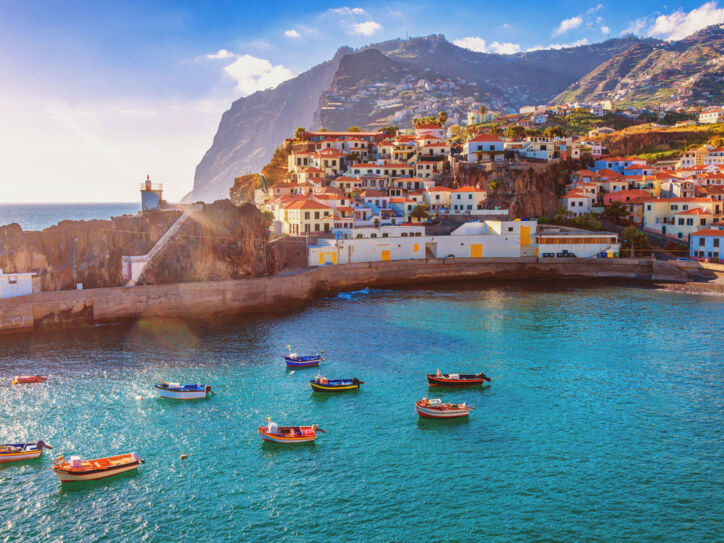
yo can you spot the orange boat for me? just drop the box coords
[12,375,47,385]
[52,452,144,483]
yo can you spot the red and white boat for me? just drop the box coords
[258,420,324,444]
[52,452,144,483]
[415,397,473,419]
[12,375,47,385]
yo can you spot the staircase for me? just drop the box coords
[124,207,198,286]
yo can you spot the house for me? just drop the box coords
[537,231,620,258]
[593,157,646,173]
[416,160,443,179]
[0,269,40,299]
[330,176,362,196]
[449,186,487,214]
[698,108,724,124]
[463,134,505,162]
[643,198,721,241]
[348,162,415,179]
[414,123,445,139]
[561,189,594,216]
[603,190,652,224]
[424,186,452,212]
[689,227,724,261]
[279,198,334,235]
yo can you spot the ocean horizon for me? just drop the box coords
[0,203,142,231]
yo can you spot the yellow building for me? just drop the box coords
[280,198,334,235]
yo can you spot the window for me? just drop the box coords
[715,239,720,248]
[701,219,706,225]
[508,227,513,232]
[678,218,684,225]
[305,212,310,220]
[315,223,320,232]
[468,194,472,200]
[687,219,693,226]
[382,233,389,238]
[314,211,319,219]
[371,234,377,238]
[699,238,705,247]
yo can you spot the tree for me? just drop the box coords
[479,104,486,115]
[378,126,398,136]
[319,127,328,132]
[526,127,542,137]
[262,210,275,223]
[294,127,307,139]
[437,111,448,125]
[603,201,630,224]
[347,126,361,132]
[544,125,565,138]
[373,218,380,228]
[410,204,429,221]
[505,125,526,140]
[621,225,651,257]
[348,151,360,163]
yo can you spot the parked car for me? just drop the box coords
[556,251,577,258]
[676,257,692,261]
[541,252,555,258]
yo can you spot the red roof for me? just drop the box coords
[690,229,724,237]
[598,168,622,177]
[468,134,504,143]
[676,208,711,215]
[283,199,332,210]
[453,185,485,192]
[427,186,452,192]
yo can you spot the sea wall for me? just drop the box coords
[0,257,681,336]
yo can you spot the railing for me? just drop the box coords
[140,183,163,191]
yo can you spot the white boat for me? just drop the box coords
[52,452,144,483]
[415,398,472,419]
[0,441,52,463]
[153,382,213,400]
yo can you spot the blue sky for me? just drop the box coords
[1,1,723,202]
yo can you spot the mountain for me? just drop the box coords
[191,34,645,201]
[554,25,724,107]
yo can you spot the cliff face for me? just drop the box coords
[192,34,643,201]
[453,162,575,218]
[137,200,274,285]
[229,142,291,205]
[0,212,181,291]
[599,128,716,156]
[191,48,350,203]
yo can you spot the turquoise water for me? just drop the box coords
[0,203,140,231]
[1,283,722,541]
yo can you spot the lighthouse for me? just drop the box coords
[140,174,163,211]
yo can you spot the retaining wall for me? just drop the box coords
[0,258,677,336]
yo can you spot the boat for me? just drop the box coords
[284,353,322,368]
[52,452,144,483]
[258,419,325,444]
[426,371,491,388]
[310,374,363,392]
[415,397,473,419]
[12,375,47,385]
[153,382,214,400]
[0,441,52,463]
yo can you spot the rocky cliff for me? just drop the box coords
[191,48,350,203]
[137,200,274,285]
[598,126,721,156]
[0,212,181,291]
[554,25,724,107]
[453,161,576,218]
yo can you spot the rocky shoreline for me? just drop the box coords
[656,281,724,297]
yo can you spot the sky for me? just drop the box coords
[1,1,723,203]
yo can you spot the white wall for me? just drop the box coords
[0,273,36,299]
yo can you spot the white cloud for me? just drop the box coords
[646,1,724,40]
[453,37,521,55]
[586,4,604,14]
[284,29,301,38]
[206,49,235,60]
[502,23,512,30]
[221,55,294,96]
[350,21,382,36]
[329,7,365,15]
[553,15,583,36]
[601,25,611,34]
[527,38,590,52]
[623,17,650,35]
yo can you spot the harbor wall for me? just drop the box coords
[0,258,681,336]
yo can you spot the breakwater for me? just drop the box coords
[0,257,687,335]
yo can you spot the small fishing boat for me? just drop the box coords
[12,375,47,385]
[153,382,214,400]
[415,397,473,419]
[0,441,52,463]
[52,452,144,483]
[310,374,363,392]
[426,371,491,388]
[284,353,322,368]
[258,419,325,444]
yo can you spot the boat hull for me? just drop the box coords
[426,374,488,388]
[310,382,359,392]
[0,450,42,463]
[52,462,141,482]
[416,405,471,419]
[154,386,208,400]
[284,356,321,368]
[258,427,317,444]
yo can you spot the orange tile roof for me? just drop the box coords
[676,208,712,215]
[453,185,486,192]
[283,199,332,210]
[690,229,724,237]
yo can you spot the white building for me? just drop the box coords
[0,269,40,299]
[537,232,620,258]
[463,134,505,162]
[699,108,724,124]
[561,190,593,217]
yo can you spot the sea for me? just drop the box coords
[1,282,722,541]
[0,203,141,231]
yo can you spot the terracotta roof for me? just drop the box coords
[427,186,452,192]
[598,168,621,177]
[283,199,332,210]
[334,176,360,182]
[573,169,597,176]
[468,134,504,143]
[675,208,712,215]
[361,190,386,197]
[453,186,486,192]
[690,229,724,237]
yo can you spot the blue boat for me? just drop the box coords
[154,382,215,400]
[284,353,322,368]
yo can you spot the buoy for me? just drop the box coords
[180,454,188,460]
[11,380,18,385]
[289,370,295,375]
[135,395,144,400]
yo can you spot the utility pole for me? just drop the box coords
[72,238,78,286]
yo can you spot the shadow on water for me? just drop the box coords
[416,416,470,430]
[259,439,317,457]
[56,468,140,494]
